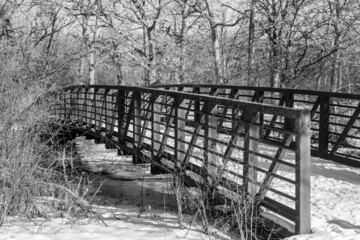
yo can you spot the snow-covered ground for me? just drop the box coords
[0,175,230,240]
[1,156,360,240]
[0,206,225,240]
[286,157,360,240]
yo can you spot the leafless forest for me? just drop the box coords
[0,0,359,91]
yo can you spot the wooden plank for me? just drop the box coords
[295,112,311,234]
[330,102,360,154]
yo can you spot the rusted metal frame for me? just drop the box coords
[68,88,75,121]
[133,91,142,164]
[182,105,207,167]
[89,87,99,127]
[116,90,127,146]
[138,94,157,146]
[174,96,186,181]
[284,93,295,132]
[330,102,360,154]
[310,96,321,119]
[107,86,304,118]
[98,89,110,131]
[150,84,360,101]
[184,99,194,122]
[74,87,82,122]
[156,96,178,159]
[104,91,114,132]
[80,88,88,125]
[61,90,66,120]
[318,97,330,157]
[203,101,218,183]
[151,95,162,161]
[218,89,236,129]
[294,112,311,234]
[122,92,134,141]
[221,90,264,169]
[258,132,295,200]
[106,92,118,137]
[193,87,201,123]
[220,113,250,172]
[163,87,171,120]
[260,197,297,222]
[64,89,71,121]
[85,88,92,126]
[93,90,102,130]
[261,93,286,138]
[243,111,260,194]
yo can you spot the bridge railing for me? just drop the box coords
[55,85,311,235]
[152,84,360,168]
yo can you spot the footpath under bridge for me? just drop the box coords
[54,84,360,238]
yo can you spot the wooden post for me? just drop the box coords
[284,92,295,132]
[64,90,70,120]
[133,91,142,164]
[117,90,126,154]
[204,101,220,181]
[151,95,162,174]
[193,87,200,123]
[243,112,260,194]
[295,111,311,234]
[79,88,86,124]
[105,91,113,132]
[175,98,186,163]
[319,97,330,157]
[152,96,161,155]
[90,88,98,128]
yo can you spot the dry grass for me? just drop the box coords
[0,40,91,226]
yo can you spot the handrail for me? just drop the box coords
[151,84,360,100]
[54,85,311,235]
[151,84,360,168]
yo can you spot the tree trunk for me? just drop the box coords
[247,0,256,86]
[88,46,95,85]
[143,26,150,86]
[80,56,87,83]
[211,27,224,84]
[115,62,123,85]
